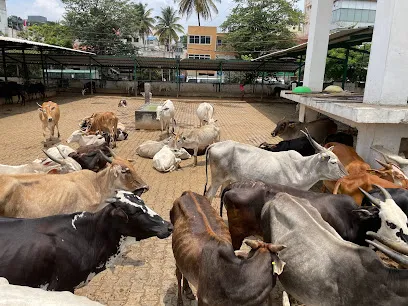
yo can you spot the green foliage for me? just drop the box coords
[175,0,221,26]
[18,23,74,48]
[179,35,187,47]
[8,16,24,31]
[61,0,139,54]
[155,6,185,48]
[325,44,371,82]
[221,0,303,56]
[133,3,155,44]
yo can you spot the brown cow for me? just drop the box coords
[38,101,60,142]
[170,191,285,306]
[0,152,148,218]
[86,112,118,148]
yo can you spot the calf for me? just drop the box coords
[153,146,181,172]
[67,130,106,147]
[259,136,315,156]
[271,117,337,143]
[204,132,347,202]
[176,124,220,166]
[0,191,172,292]
[171,191,286,306]
[86,112,119,148]
[156,100,176,135]
[38,101,60,142]
[118,99,127,107]
[196,102,215,126]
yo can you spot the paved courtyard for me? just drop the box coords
[0,95,297,305]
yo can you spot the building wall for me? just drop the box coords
[187,26,217,59]
[0,0,7,35]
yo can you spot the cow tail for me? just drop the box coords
[203,144,213,196]
[333,178,343,194]
[219,185,229,217]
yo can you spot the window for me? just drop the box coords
[188,35,211,44]
[217,39,222,46]
[332,9,376,23]
[188,54,211,60]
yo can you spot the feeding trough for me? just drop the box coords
[135,102,163,130]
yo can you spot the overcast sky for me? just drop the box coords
[6,0,305,33]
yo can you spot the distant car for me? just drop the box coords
[255,77,290,97]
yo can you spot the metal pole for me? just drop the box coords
[219,62,223,93]
[342,48,350,90]
[133,58,137,97]
[298,55,303,84]
[261,71,265,101]
[176,57,180,98]
[2,47,8,83]
[22,48,28,82]
[89,57,93,95]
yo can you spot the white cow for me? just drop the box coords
[0,277,102,306]
[67,130,105,147]
[136,140,166,159]
[204,132,347,202]
[156,100,176,135]
[175,124,220,166]
[196,102,215,126]
[153,146,181,172]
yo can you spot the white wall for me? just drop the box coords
[333,0,377,10]
[0,0,7,35]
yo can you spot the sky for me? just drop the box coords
[6,0,305,32]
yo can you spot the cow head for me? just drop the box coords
[37,102,57,122]
[108,190,172,240]
[42,147,82,173]
[67,130,85,143]
[360,185,408,255]
[271,118,296,137]
[99,149,149,196]
[203,118,218,125]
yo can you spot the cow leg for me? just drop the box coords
[56,122,60,138]
[193,147,198,167]
[183,277,195,300]
[175,267,184,306]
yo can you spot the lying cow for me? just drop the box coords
[38,101,60,142]
[261,191,408,306]
[204,131,347,202]
[271,117,337,143]
[67,130,106,147]
[0,191,172,292]
[0,152,148,218]
[153,146,181,172]
[175,123,220,166]
[118,99,127,107]
[171,191,285,306]
[86,112,119,148]
[67,144,112,172]
[259,136,315,156]
[156,100,176,135]
[196,102,215,126]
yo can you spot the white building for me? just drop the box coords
[0,0,7,36]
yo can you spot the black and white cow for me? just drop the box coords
[0,190,173,292]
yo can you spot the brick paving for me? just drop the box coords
[0,95,297,306]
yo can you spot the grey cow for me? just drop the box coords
[204,131,347,202]
[262,190,408,306]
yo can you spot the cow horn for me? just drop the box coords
[358,187,381,207]
[301,128,325,152]
[367,231,408,256]
[376,159,391,169]
[373,184,392,200]
[42,149,66,165]
[99,150,113,163]
[56,145,68,159]
[107,147,117,158]
[366,239,408,268]
[36,102,42,108]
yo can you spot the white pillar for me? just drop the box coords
[302,0,334,92]
[364,0,408,105]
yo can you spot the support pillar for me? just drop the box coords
[2,47,7,83]
[22,48,28,82]
[298,104,319,123]
[89,57,93,95]
[364,0,408,105]
[341,47,350,90]
[297,55,303,84]
[133,59,137,97]
[303,0,334,91]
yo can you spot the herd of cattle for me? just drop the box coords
[0,80,46,105]
[1,98,408,306]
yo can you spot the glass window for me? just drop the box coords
[205,36,211,44]
[354,9,362,23]
[200,36,206,44]
[361,10,369,22]
[217,39,222,46]
[194,36,199,44]
[369,10,376,23]
[189,36,194,43]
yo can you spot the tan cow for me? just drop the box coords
[86,112,118,148]
[38,101,60,142]
[0,151,149,218]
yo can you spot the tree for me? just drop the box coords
[175,0,221,26]
[18,23,74,48]
[221,0,303,56]
[61,0,138,55]
[134,3,155,45]
[155,7,185,51]
[8,16,24,31]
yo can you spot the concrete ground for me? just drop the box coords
[0,95,298,306]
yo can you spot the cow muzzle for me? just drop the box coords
[157,222,173,239]
[48,117,53,122]
[134,186,149,196]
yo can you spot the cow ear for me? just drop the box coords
[111,207,129,223]
[271,254,286,275]
[352,208,378,220]
[46,168,59,174]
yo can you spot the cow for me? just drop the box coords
[0,277,102,305]
[0,81,26,105]
[82,81,96,96]
[175,124,220,167]
[0,190,172,292]
[170,191,286,306]
[118,99,127,107]
[362,188,408,215]
[0,161,59,175]
[271,117,337,143]
[117,129,128,141]
[25,82,45,100]
[259,136,315,156]
[220,180,382,250]
[67,130,106,147]
[86,112,119,148]
[67,144,112,172]
[324,132,354,147]
[41,147,82,173]
[204,131,347,202]
[156,100,176,135]
[136,140,167,159]
[260,191,408,306]
[196,102,215,126]
[38,101,60,142]
[0,152,149,218]
[153,146,181,172]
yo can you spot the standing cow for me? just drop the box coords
[156,100,176,135]
[38,101,60,142]
[196,102,215,126]
[86,112,119,148]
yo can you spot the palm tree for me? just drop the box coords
[155,7,185,51]
[176,0,220,26]
[135,3,155,45]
